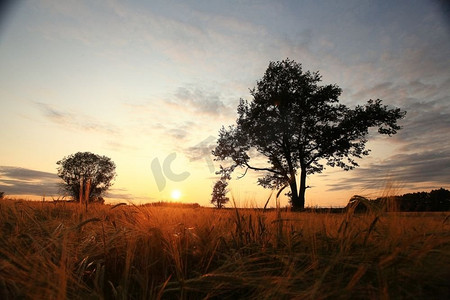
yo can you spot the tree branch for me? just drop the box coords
[237,167,249,179]
[245,163,283,175]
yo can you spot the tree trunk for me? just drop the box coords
[287,169,307,211]
[79,177,84,204]
[298,167,307,210]
[289,177,301,210]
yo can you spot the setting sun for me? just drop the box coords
[0,1,449,298]
[171,189,182,200]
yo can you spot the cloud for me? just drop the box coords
[328,150,450,192]
[0,166,61,196]
[105,141,138,152]
[105,188,134,200]
[184,135,216,161]
[167,127,190,140]
[346,79,450,147]
[121,88,232,146]
[35,102,120,135]
[0,166,57,181]
[0,166,143,201]
[122,100,203,144]
[327,80,450,193]
[169,86,233,116]
[349,77,449,107]
[395,97,450,150]
[106,188,157,203]
[157,121,197,141]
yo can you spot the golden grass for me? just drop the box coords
[0,199,449,299]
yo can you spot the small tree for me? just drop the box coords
[57,152,116,203]
[213,59,406,210]
[211,179,229,209]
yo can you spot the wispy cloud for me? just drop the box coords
[105,188,134,201]
[328,77,450,193]
[105,141,138,152]
[0,166,61,196]
[106,188,157,203]
[0,166,148,202]
[35,102,120,135]
[122,91,230,145]
[396,97,450,150]
[328,150,450,192]
[153,120,198,142]
[184,135,216,162]
[168,86,232,116]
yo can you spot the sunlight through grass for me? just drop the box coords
[0,198,448,299]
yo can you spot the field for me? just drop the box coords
[0,199,449,299]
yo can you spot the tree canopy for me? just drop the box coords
[213,59,406,210]
[57,152,116,203]
[211,179,229,209]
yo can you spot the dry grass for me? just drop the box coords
[0,198,449,299]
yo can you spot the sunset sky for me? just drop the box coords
[1,0,449,207]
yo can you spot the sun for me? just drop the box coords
[171,189,182,200]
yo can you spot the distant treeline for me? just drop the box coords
[348,188,450,212]
[142,201,201,209]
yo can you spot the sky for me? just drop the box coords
[0,0,449,207]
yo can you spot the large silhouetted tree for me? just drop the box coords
[57,152,116,203]
[213,59,406,210]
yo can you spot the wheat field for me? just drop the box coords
[0,199,449,299]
